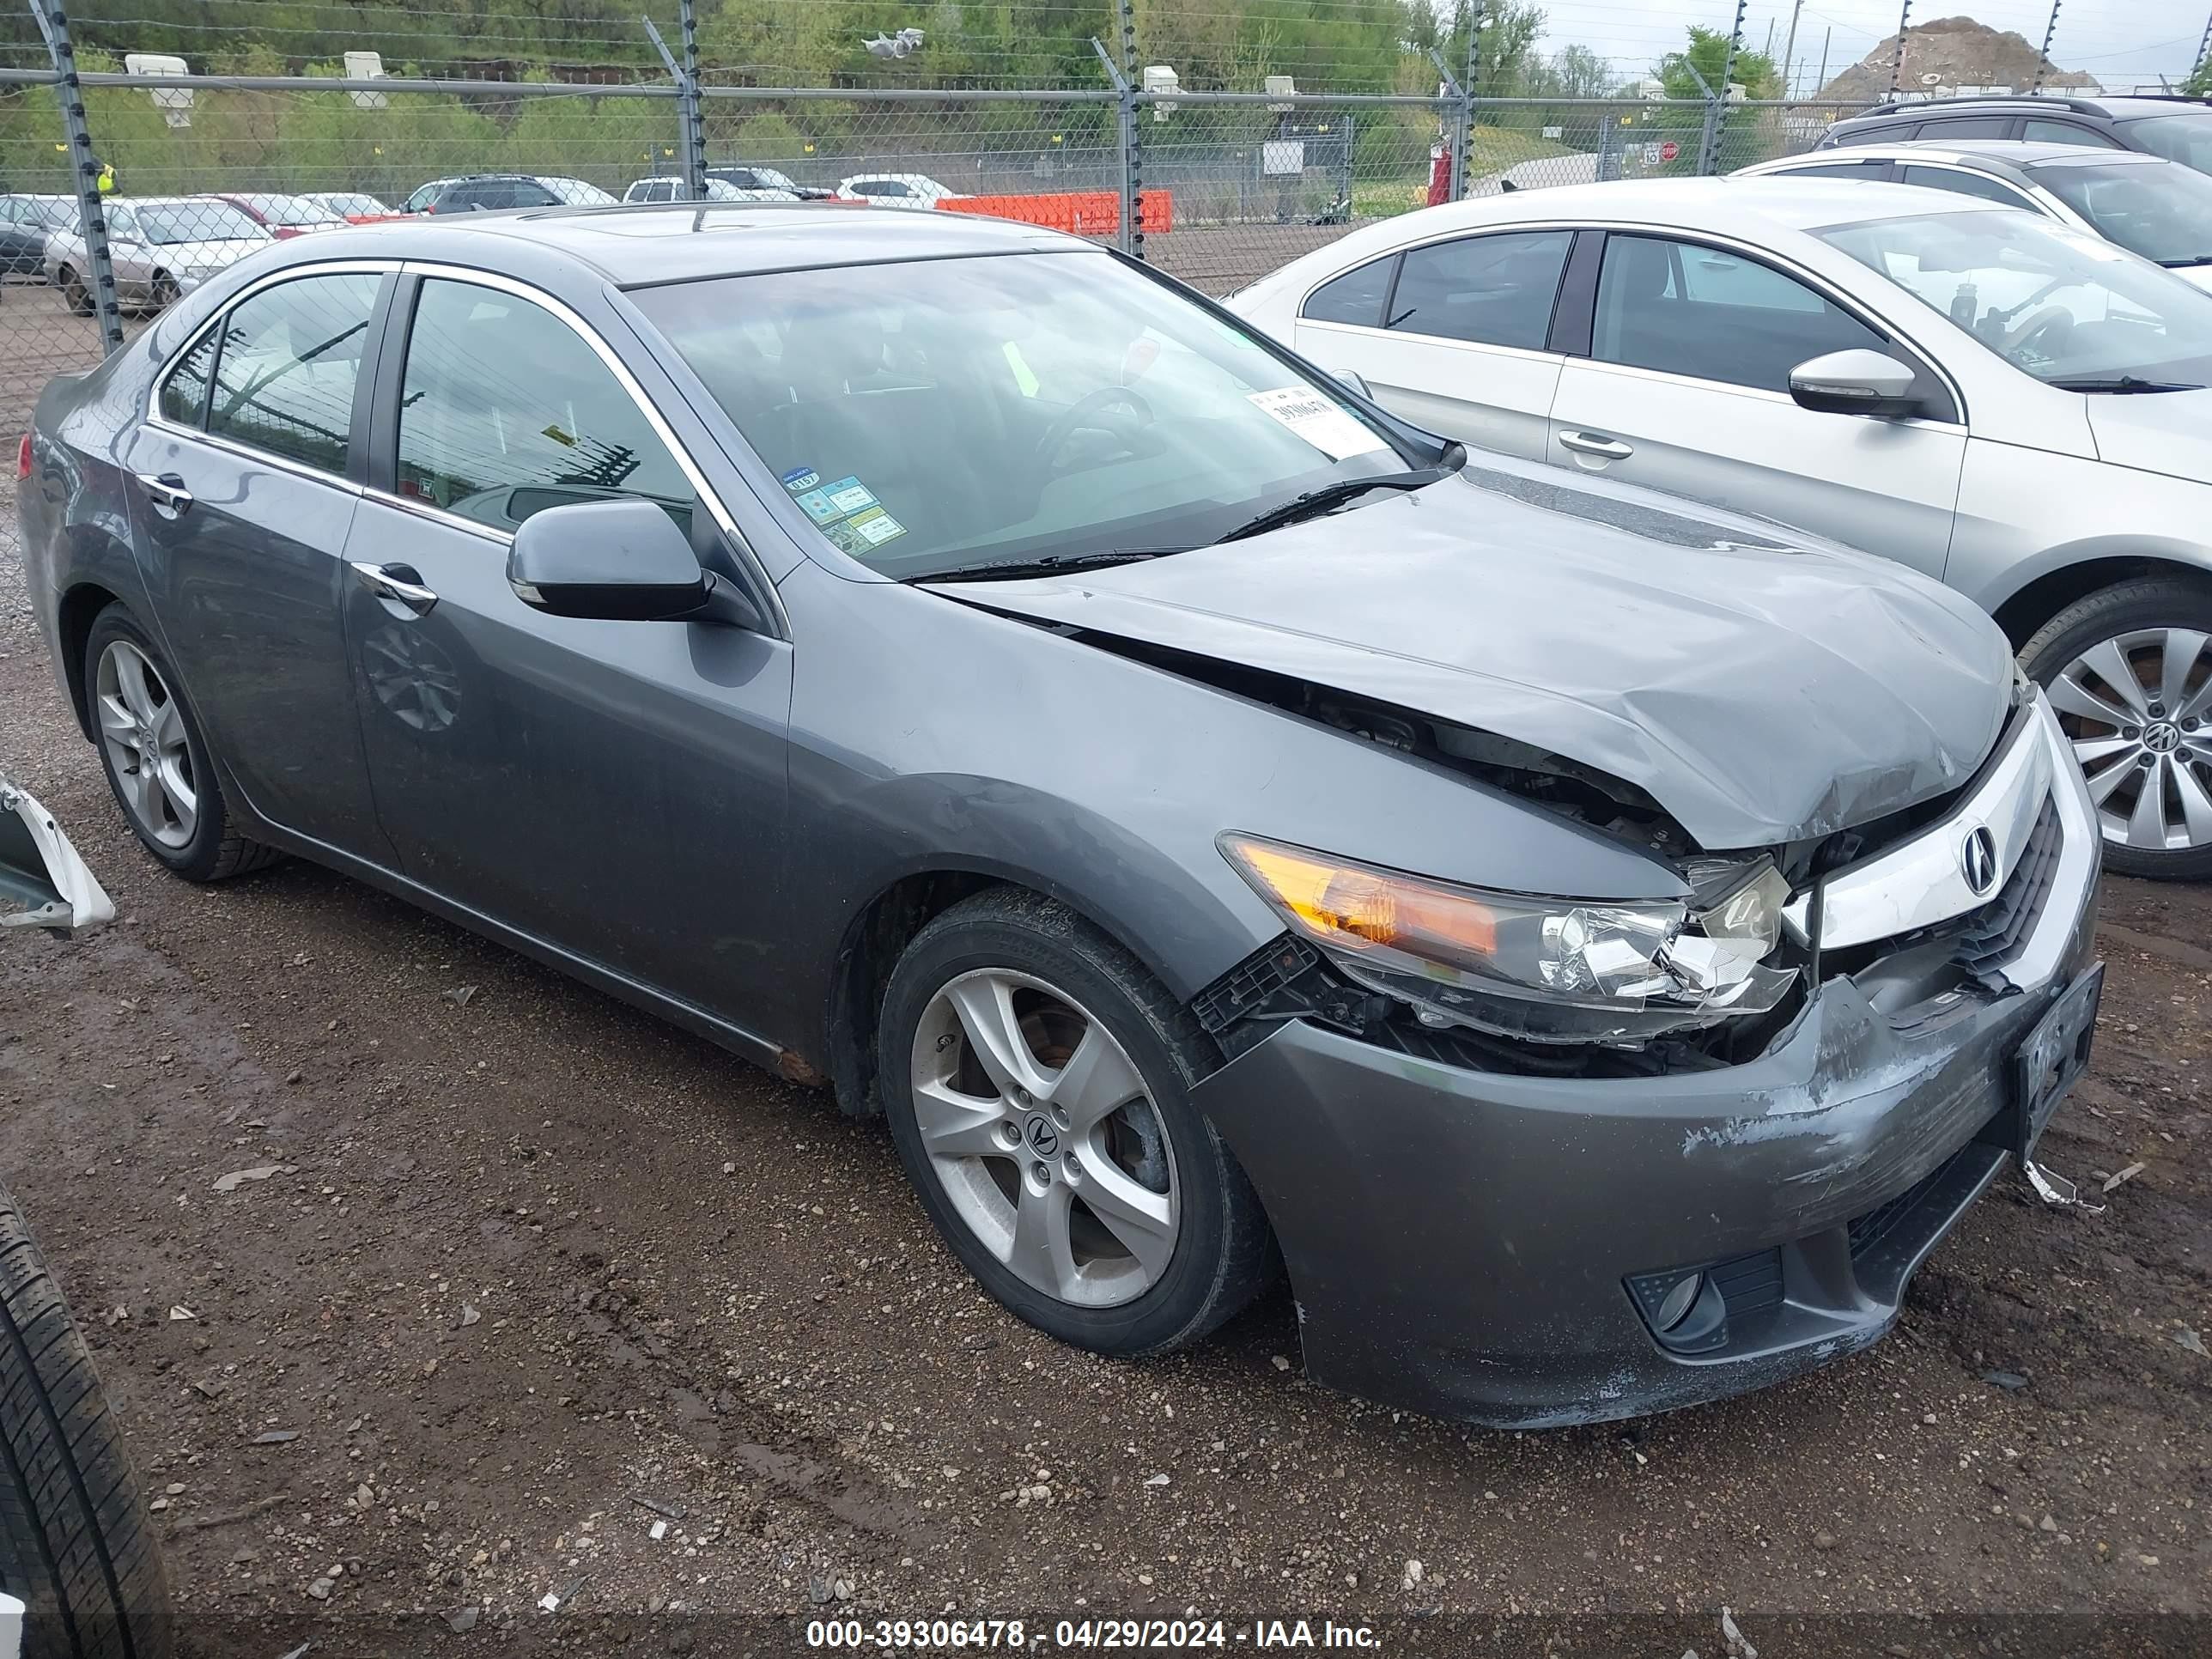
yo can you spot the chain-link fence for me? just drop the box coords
[25,0,2190,563]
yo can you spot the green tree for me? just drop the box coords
[1655,24,1780,103]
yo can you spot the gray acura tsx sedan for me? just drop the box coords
[19,204,2102,1426]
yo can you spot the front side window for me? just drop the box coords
[396,278,692,534]
[1777,161,1893,180]
[1385,230,1571,349]
[404,183,441,212]
[2032,160,2212,268]
[1591,234,1883,392]
[631,250,1412,579]
[1817,210,2212,389]
[1300,255,1395,326]
[1898,165,2036,210]
[204,271,380,472]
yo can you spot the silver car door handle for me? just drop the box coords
[1559,431,1634,460]
[133,471,193,514]
[350,561,439,614]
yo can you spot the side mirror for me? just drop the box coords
[507,498,760,628]
[1789,349,1925,419]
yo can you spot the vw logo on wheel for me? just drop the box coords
[1961,825,2000,897]
[2145,721,2182,755]
[1024,1115,1060,1158]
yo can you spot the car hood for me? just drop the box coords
[927,461,2014,851]
[2083,385,2212,483]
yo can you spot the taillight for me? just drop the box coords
[15,434,28,481]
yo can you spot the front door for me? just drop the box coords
[342,272,793,1018]
[1291,228,1576,461]
[1546,232,1966,580]
[121,266,392,856]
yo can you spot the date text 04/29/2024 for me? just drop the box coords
[805,1619,1382,1649]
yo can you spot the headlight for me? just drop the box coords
[1219,834,1796,1045]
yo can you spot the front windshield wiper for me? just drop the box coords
[912,548,1182,583]
[2160,255,2212,268]
[1212,465,1449,545]
[2045,374,2205,393]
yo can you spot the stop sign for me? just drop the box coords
[1660,140,1680,162]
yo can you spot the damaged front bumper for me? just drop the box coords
[1192,697,2102,1428]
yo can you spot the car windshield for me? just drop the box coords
[31,199,76,228]
[1816,208,2212,388]
[2126,113,2212,178]
[238,195,336,225]
[318,193,383,215]
[2028,159,2212,265]
[137,202,265,244]
[630,251,1413,577]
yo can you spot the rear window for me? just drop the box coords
[2128,114,2212,179]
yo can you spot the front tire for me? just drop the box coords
[83,605,281,883]
[2021,577,2212,882]
[0,1183,173,1659]
[878,889,1273,1356]
[57,267,89,317]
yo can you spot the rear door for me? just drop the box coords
[341,269,793,1013]
[1288,228,1577,460]
[1545,232,1966,580]
[120,263,395,855]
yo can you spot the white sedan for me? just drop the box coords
[835,173,962,209]
[1231,176,2212,878]
[622,176,799,204]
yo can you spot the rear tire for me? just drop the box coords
[0,1183,173,1659]
[82,605,282,884]
[57,269,89,318]
[878,888,1273,1357]
[2021,578,2212,883]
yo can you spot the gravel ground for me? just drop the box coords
[4,355,2211,1658]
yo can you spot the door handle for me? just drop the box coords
[350,561,439,615]
[133,471,192,515]
[1559,431,1634,461]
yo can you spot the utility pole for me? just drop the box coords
[2033,1,2062,94]
[1816,27,1830,99]
[1888,1,1913,100]
[1781,0,1805,100]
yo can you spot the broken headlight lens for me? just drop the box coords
[1219,835,1796,1045]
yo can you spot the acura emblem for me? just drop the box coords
[1961,826,1999,897]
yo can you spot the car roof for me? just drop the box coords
[261,201,1083,286]
[1351,176,2008,241]
[1769,138,2175,174]
[1843,94,2209,122]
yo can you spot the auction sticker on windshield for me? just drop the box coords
[1247,387,1388,461]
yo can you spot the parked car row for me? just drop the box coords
[17,188,2112,1430]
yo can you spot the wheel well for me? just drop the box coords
[55,582,118,741]
[1992,556,2212,650]
[825,871,1003,1120]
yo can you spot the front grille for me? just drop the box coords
[1952,798,2063,977]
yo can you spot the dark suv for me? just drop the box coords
[401,174,563,214]
[1818,94,2212,176]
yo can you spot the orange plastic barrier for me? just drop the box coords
[937,189,1173,236]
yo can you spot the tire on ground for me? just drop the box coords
[0,1182,172,1659]
[877,886,1275,1358]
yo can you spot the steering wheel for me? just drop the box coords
[1036,386,1153,471]
[2002,303,2076,364]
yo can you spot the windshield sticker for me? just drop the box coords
[824,507,907,553]
[793,488,843,526]
[781,465,821,490]
[1001,341,1041,398]
[1247,387,1389,461]
[820,476,879,516]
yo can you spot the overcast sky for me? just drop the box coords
[1534,0,2209,94]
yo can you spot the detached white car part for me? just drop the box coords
[0,769,114,933]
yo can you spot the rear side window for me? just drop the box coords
[1776,161,1893,180]
[1917,116,2016,140]
[204,271,380,473]
[1591,234,1885,393]
[395,277,692,535]
[1384,230,1572,349]
[1899,165,2037,210]
[2024,119,2121,148]
[158,328,216,428]
[1827,123,1911,147]
[1301,256,1395,326]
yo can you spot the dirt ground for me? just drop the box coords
[4,465,2212,1653]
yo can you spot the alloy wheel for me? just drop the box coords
[2049,627,2212,854]
[908,969,1178,1309]
[94,640,198,848]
